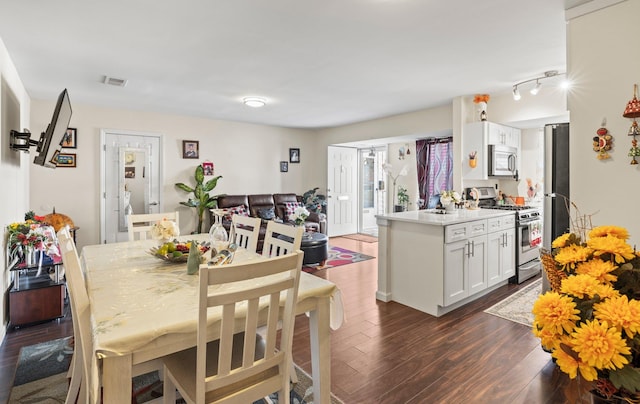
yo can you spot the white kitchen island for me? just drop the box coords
[376,208,516,317]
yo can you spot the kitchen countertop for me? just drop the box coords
[376,208,515,226]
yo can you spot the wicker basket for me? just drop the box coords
[540,248,566,292]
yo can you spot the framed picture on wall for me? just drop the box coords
[56,153,76,167]
[125,167,136,178]
[61,128,77,149]
[182,140,199,159]
[289,148,300,163]
[280,161,288,172]
[202,161,214,176]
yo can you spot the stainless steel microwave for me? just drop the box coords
[488,144,517,177]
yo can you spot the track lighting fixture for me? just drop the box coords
[512,70,565,101]
[512,85,521,101]
[530,80,541,95]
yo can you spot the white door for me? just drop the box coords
[101,130,162,243]
[327,146,358,236]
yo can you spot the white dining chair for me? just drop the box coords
[261,221,303,258]
[127,211,179,241]
[231,215,261,254]
[58,227,164,404]
[58,227,95,403]
[162,251,304,404]
[259,221,304,384]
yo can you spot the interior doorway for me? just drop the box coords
[359,148,386,236]
[100,129,163,243]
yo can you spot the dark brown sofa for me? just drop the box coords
[211,193,326,251]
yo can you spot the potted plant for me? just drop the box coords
[302,187,327,214]
[175,165,222,234]
[396,186,409,212]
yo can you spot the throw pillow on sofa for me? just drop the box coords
[284,202,303,221]
[224,205,249,221]
[258,207,275,220]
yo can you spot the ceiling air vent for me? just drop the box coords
[103,76,128,87]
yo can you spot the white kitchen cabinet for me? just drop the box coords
[462,121,521,181]
[377,209,514,317]
[488,123,520,149]
[487,215,516,286]
[468,234,488,294]
[444,239,467,305]
[444,220,488,306]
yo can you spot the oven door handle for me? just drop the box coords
[520,259,541,271]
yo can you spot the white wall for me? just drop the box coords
[0,37,31,337]
[28,102,319,249]
[567,0,640,243]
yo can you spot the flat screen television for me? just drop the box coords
[33,88,72,168]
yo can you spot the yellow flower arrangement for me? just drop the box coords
[533,225,640,401]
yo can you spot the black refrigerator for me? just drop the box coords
[543,122,570,249]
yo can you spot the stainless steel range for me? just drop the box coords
[466,187,542,283]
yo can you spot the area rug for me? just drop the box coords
[483,278,542,327]
[9,337,344,404]
[303,246,375,273]
[340,233,378,243]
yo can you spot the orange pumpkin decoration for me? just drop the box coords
[44,208,75,232]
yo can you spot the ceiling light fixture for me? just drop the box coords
[512,85,521,101]
[512,70,565,101]
[243,97,266,108]
[530,80,542,95]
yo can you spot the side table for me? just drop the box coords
[300,232,329,266]
[9,257,65,327]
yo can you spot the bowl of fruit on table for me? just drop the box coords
[148,240,211,263]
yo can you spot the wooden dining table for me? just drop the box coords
[80,236,343,404]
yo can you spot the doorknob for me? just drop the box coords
[149,202,159,206]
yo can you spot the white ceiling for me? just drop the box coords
[0,0,575,129]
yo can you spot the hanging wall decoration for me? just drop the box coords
[468,151,477,167]
[623,84,640,165]
[593,118,613,160]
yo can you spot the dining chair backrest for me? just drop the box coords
[231,215,261,254]
[261,221,303,258]
[58,227,94,403]
[196,251,303,403]
[127,211,179,241]
[59,227,164,404]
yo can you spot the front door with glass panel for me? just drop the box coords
[360,148,386,234]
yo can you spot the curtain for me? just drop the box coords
[416,137,453,208]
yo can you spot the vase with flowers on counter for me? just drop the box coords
[440,190,461,212]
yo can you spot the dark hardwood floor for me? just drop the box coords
[0,236,591,403]
[0,303,73,403]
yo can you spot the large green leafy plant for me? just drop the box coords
[175,166,222,234]
[302,187,327,214]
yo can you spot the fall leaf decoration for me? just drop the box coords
[593,119,613,160]
[473,94,490,104]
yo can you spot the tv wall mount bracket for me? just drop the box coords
[10,129,43,153]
